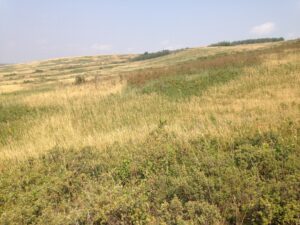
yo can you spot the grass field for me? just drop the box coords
[0,40,299,224]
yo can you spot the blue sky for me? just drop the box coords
[1,0,300,63]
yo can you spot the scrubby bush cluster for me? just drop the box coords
[209,38,284,47]
[131,50,171,61]
[0,121,299,224]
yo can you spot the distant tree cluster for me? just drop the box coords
[131,50,171,61]
[209,37,284,47]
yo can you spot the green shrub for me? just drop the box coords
[0,123,299,224]
[74,75,86,85]
[131,50,171,61]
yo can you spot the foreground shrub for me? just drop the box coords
[0,121,299,224]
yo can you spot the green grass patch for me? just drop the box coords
[0,103,59,145]
[140,68,241,99]
[0,85,55,98]
[0,104,39,123]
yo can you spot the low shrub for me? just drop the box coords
[0,121,299,224]
[74,75,86,85]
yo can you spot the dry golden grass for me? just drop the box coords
[0,41,299,163]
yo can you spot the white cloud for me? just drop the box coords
[91,44,112,51]
[250,22,276,36]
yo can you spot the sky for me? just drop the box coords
[1,0,300,63]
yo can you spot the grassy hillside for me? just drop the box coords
[0,40,299,224]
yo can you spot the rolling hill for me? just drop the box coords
[0,40,299,224]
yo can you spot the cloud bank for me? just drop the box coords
[250,22,276,35]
